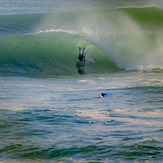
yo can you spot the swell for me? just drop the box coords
[1,143,162,162]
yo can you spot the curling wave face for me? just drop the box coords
[0,7,163,77]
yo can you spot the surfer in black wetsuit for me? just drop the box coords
[101,93,107,97]
[78,47,85,62]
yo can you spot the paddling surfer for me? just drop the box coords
[101,93,107,97]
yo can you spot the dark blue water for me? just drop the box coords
[0,72,163,162]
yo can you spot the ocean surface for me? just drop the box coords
[0,0,163,162]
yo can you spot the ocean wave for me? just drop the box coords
[0,32,118,77]
[0,7,163,77]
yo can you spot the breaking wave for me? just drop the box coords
[0,7,163,77]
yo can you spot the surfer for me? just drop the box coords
[100,92,112,97]
[78,47,85,62]
[101,93,107,97]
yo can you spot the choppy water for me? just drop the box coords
[0,72,163,162]
[0,0,163,162]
